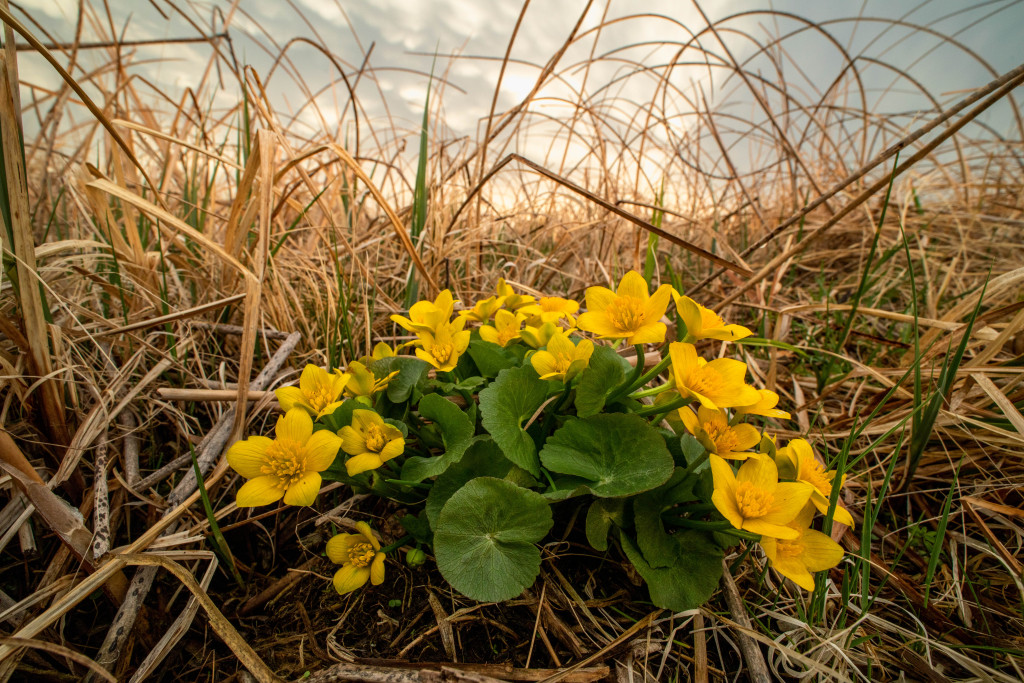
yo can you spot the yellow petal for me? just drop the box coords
[627,322,666,345]
[584,285,616,313]
[333,564,370,595]
[339,425,367,456]
[736,454,778,490]
[236,475,284,507]
[274,386,307,413]
[731,424,763,453]
[304,430,342,471]
[530,350,558,377]
[276,408,313,443]
[283,471,321,506]
[800,528,845,572]
[675,295,703,339]
[378,438,405,462]
[351,409,382,433]
[678,407,700,436]
[763,482,815,527]
[701,324,753,341]
[479,325,499,344]
[643,284,673,324]
[576,311,623,338]
[326,533,359,564]
[355,521,380,549]
[712,488,745,530]
[769,552,816,590]
[743,518,801,539]
[616,270,648,300]
[370,552,386,585]
[226,436,273,478]
[346,453,383,476]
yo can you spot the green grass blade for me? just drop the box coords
[190,444,244,589]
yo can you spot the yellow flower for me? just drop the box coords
[479,309,526,347]
[339,409,405,476]
[520,321,566,349]
[275,364,349,419]
[776,439,854,528]
[391,290,456,334]
[669,342,760,410]
[414,318,471,372]
[227,408,342,507]
[679,405,761,459]
[342,361,398,403]
[760,505,845,590]
[459,295,505,323]
[709,454,813,539]
[520,296,579,326]
[530,330,594,382]
[326,521,386,595]
[577,270,673,345]
[735,389,791,420]
[673,293,753,343]
[359,342,395,365]
[496,278,536,310]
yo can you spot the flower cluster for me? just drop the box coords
[222,269,852,602]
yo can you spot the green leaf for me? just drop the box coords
[540,413,673,497]
[426,439,518,528]
[370,356,430,403]
[400,511,434,545]
[401,393,479,482]
[478,365,550,476]
[679,434,708,471]
[467,339,518,378]
[632,468,697,568]
[574,346,629,417]
[434,477,553,602]
[620,531,723,612]
[586,497,626,551]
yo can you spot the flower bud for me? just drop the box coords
[405,548,427,568]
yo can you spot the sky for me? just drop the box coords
[17,0,1024,196]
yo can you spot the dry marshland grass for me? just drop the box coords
[0,1,1023,681]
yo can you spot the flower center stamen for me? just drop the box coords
[430,343,453,363]
[802,460,832,495]
[606,297,644,332]
[307,386,333,411]
[365,424,388,453]
[735,481,774,518]
[703,420,738,453]
[348,541,376,568]
[261,439,306,487]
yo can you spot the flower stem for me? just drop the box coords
[634,394,689,418]
[380,534,414,554]
[606,345,646,404]
[628,353,672,393]
[629,382,673,400]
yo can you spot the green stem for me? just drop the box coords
[722,528,762,542]
[629,353,672,393]
[664,518,735,531]
[606,345,646,405]
[380,535,414,554]
[634,394,690,418]
[629,382,674,400]
[678,447,710,481]
[540,384,573,435]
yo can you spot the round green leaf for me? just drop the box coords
[478,365,550,476]
[620,531,723,612]
[540,413,673,497]
[434,477,553,602]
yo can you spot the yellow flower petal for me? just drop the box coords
[283,471,322,506]
[584,285,616,312]
[304,430,342,471]
[346,452,384,476]
[333,564,370,595]
[355,521,380,549]
[800,528,846,572]
[616,270,648,300]
[627,322,667,345]
[226,436,273,478]
[370,552,386,585]
[642,284,673,323]
[762,482,814,527]
[276,408,313,443]
[236,475,285,507]
[274,386,307,413]
[326,533,359,564]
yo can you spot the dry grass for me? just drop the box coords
[1,1,1023,681]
